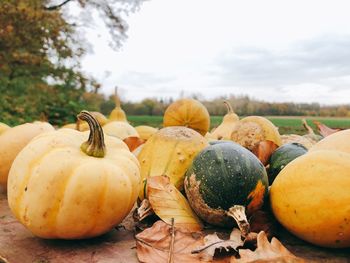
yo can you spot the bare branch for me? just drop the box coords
[45,0,74,10]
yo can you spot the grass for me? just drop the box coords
[128,115,350,135]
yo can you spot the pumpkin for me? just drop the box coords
[267,143,307,184]
[230,116,281,151]
[135,125,158,140]
[137,126,208,199]
[0,122,54,190]
[270,150,350,248]
[7,111,140,239]
[76,111,108,131]
[0,122,10,134]
[109,87,127,122]
[309,129,350,154]
[103,121,139,140]
[163,98,210,136]
[211,101,239,140]
[184,142,268,235]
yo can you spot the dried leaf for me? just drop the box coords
[147,176,203,232]
[252,140,278,166]
[136,220,206,263]
[232,231,305,263]
[134,199,155,222]
[192,228,243,261]
[313,121,340,137]
[123,136,145,152]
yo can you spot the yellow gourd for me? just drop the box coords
[137,126,209,199]
[61,123,76,129]
[231,116,281,151]
[163,98,210,136]
[135,125,158,140]
[270,150,350,248]
[0,122,54,190]
[103,121,139,140]
[211,101,239,140]
[109,87,127,122]
[7,111,140,239]
[0,122,10,134]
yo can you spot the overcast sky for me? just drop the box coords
[77,0,350,105]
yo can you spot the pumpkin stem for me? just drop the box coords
[302,118,315,135]
[223,100,234,114]
[114,86,121,108]
[77,110,106,158]
[227,205,250,237]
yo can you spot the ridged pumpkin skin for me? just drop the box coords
[0,122,54,189]
[270,150,350,248]
[7,128,140,239]
[310,129,350,154]
[268,143,308,184]
[163,98,210,136]
[231,116,281,151]
[185,142,268,227]
[103,121,139,140]
[137,126,208,199]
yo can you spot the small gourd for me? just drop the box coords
[135,125,158,141]
[185,142,268,236]
[231,116,281,151]
[103,121,139,140]
[0,122,54,190]
[211,101,239,140]
[267,143,308,184]
[109,87,127,122]
[7,111,140,239]
[137,126,208,199]
[163,98,210,136]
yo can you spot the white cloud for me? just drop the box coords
[78,0,350,105]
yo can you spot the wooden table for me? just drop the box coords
[1,194,349,263]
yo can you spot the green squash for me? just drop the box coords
[268,143,308,184]
[184,142,268,235]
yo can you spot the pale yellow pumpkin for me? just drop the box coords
[211,101,239,140]
[0,122,10,134]
[0,122,54,190]
[163,98,210,136]
[103,121,139,140]
[7,111,140,239]
[135,125,158,140]
[270,150,350,248]
[309,129,350,154]
[231,116,281,151]
[61,123,76,129]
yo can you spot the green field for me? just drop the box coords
[128,115,350,135]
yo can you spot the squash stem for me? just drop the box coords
[223,100,234,114]
[77,110,106,158]
[227,205,250,237]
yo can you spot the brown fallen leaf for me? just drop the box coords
[192,228,243,261]
[252,140,278,166]
[249,210,278,240]
[123,136,145,152]
[232,231,305,263]
[135,220,206,263]
[313,120,341,137]
[147,176,203,232]
[134,199,155,222]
